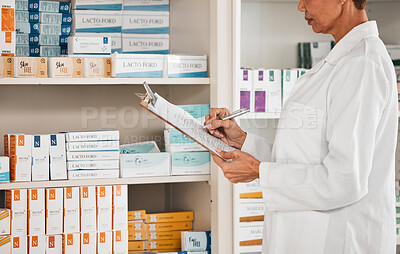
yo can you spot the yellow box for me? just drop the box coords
[128,210,146,221]
[146,230,182,240]
[146,239,181,250]
[128,241,145,252]
[128,230,145,241]
[14,57,47,78]
[146,211,193,223]
[240,192,263,199]
[0,56,13,77]
[146,221,192,232]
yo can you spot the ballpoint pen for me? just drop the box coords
[203,108,250,128]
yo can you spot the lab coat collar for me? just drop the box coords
[325,21,379,65]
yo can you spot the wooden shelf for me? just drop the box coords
[0,78,210,86]
[0,175,211,190]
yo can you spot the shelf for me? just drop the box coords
[0,175,211,190]
[239,112,280,120]
[239,245,262,253]
[0,78,210,86]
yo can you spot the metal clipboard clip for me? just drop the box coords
[135,82,157,107]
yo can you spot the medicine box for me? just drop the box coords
[239,221,264,246]
[0,57,14,77]
[39,35,62,46]
[62,233,80,254]
[66,130,120,142]
[96,186,112,232]
[63,187,80,233]
[29,1,70,13]
[239,199,265,222]
[111,34,122,53]
[16,34,38,45]
[0,0,15,31]
[97,231,112,254]
[128,241,145,252]
[252,69,266,113]
[11,236,28,254]
[27,189,45,235]
[62,14,72,25]
[6,189,27,236]
[123,0,169,11]
[266,69,282,113]
[113,230,128,254]
[16,0,28,10]
[181,231,211,251]
[171,152,210,176]
[31,135,50,181]
[239,69,253,111]
[40,24,71,36]
[28,235,45,254]
[15,45,41,57]
[128,221,145,241]
[0,157,10,182]
[146,230,181,241]
[238,179,263,199]
[282,69,298,107]
[128,210,146,221]
[0,209,10,235]
[122,34,169,54]
[68,160,119,170]
[79,186,96,233]
[83,56,112,78]
[66,150,120,161]
[0,235,11,253]
[68,169,120,180]
[147,211,193,223]
[15,10,30,22]
[120,152,170,178]
[40,12,62,24]
[112,185,128,230]
[13,57,47,78]
[9,134,32,181]
[68,36,111,55]
[46,235,62,254]
[146,221,193,232]
[72,0,123,10]
[73,10,122,33]
[164,129,206,153]
[45,188,63,235]
[122,11,169,34]
[146,239,181,250]
[49,134,67,180]
[111,53,164,78]
[120,141,160,154]
[81,232,96,254]
[48,57,84,78]
[16,22,39,34]
[42,45,61,57]
[66,140,120,152]
[0,31,15,56]
[166,55,207,78]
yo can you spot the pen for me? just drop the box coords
[203,108,250,128]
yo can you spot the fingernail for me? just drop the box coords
[207,124,211,129]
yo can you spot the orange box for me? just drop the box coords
[128,241,145,252]
[146,239,181,250]
[9,134,32,182]
[128,210,146,221]
[0,56,13,77]
[128,221,145,241]
[46,235,62,254]
[28,235,45,254]
[146,221,192,232]
[146,211,193,223]
[146,230,182,240]
[12,236,27,254]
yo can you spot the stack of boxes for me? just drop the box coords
[15,0,72,57]
[66,130,120,180]
[0,0,16,56]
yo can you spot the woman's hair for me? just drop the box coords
[353,0,367,10]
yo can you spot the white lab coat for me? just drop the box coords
[241,21,398,254]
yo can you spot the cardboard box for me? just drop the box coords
[122,11,169,34]
[28,235,46,254]
[81,232,96,254]
[97,231,112,254]
[146,230,181,240]
[128,210,146,221]
[0,32,15,56]
[62,233,80,254]
[0,209,10,235]
[13,57,47,78]
[31,135,50,181]
[171,152,210,176]
[146,221,192,232]
[66,150,120,161]
[166,55,207,78]
[46,188,63,235]
[251,69,266,113]
[83,56,112,78]
[181,231,211,251]
[66,140,119,152]
[122,34,169,54]
[239,69,253,111]
[49,134,67,180]
[120,141,160,154]
[239,221,263,246]
[6,189,27,236]
[238,180,263,199]
[68,169,119,180]
[96,186,112,231]
[164,129,206,153]
[48,57,84,78]
[9,134,32,181]
[282,69,298,107]
[0,57,13,77]
[66,130,120,142]
[80,186,96,233]
[0,156,10,182]
[72,0,123,10]
[147,211,193,223]
[64,187,80,233]
[73,10,122,33]
[27,189,45,235]
[146,239,180,250]
[123,0,169,11]
[113,230,128,254]
[46,235,62,254]
[266,69,282,113]
[120,153,170,178]
[111,53,164,78]
[113,185,128,230]
[68,36,111,55]
[128,241,145,252]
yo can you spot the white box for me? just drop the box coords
[97,231,112,254]
[66,151,120,161]
[62,233,80,254]
[252,69,266,113]
[164,129,206,153]
[120,153,170,178]
[74,33,121,54]
[66,140,120,152]
[81,232,96,254]
[31,135,50,181]
[0,31,16,56]
[66,130,120,142]
[13,57,47,78]
[238,179,262,198]
[166,55,207,78]
[282,69,298,107]
[238,69,253,112]
[47,57,84,78]
[112,185,128,230]
[11,236,27,254]
[122,11,169,34]
[239,199,265,220]
[6,189,27,236]
[0,156,10,182]
[0,236,11,253]
[97,186,112,231]
[80,186,96,233]
[63,187,80,233]
[112,230,128,254]
[27,189,45,235]
[239,221,264,243]
[28,235,46,254]
[46,235,62,254]
[72,0,123,10]
[0,209,10,235]
[111,53,164,78]
[67,160,119,170]
[310,41,332,67]
[181,231,211,251]
[73,10,122,33]
[68,36,111,55]
[171,152,210,176]
[266,69,282,113]
[123,0,169,11]
[68,169,120,179]
[49,134,67,180]
[46,188,63,235]
[9,134,32,182]
[119,141,160,154]
[121,34,169,54]
[83,56,112,78]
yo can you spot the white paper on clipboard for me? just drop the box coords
[148,93,235,159]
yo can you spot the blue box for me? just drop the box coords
[59,2,71,13]
[60,46,68,55]
[29,34,39,45]
[29,45,40,56]
[59,36,68,46]
[61,25,71,36]
[62,14,72,25]
[29,11,39,23]
[28,0,39,11]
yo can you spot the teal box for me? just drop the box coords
[179,104,210,119]
[62,14,72,25]
[16,0,29,11]
[16,22,39,34]
[40,46,60,57]
[171,152,210,176]
[28,0,39,11]
[0,157,10,182]
[120,141,160,154]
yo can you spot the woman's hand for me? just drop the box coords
[204,108,247,149]
[212,149,260,184]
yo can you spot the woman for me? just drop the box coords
[205,0,398,253]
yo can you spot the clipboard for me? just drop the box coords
[137,82,234,160]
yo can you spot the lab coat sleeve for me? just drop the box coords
[241,132,272,162]
[259,56,389,211]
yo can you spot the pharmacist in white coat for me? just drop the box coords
[205,0,398,253]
